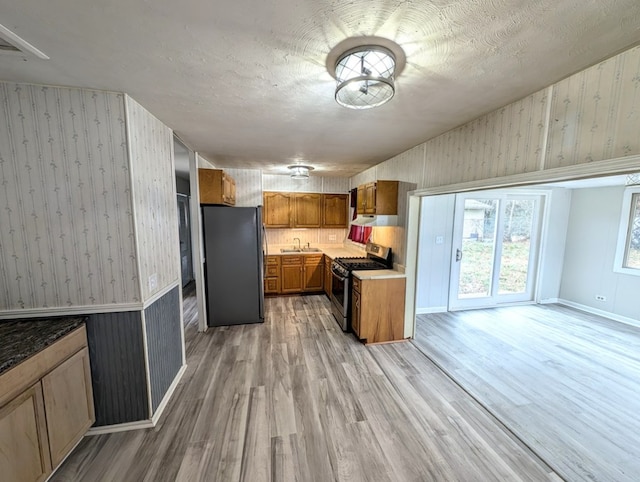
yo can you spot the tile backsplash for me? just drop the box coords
[266,228,348,247]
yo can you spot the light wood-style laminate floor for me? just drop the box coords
[414,305,640,482]
[53,294,560,481]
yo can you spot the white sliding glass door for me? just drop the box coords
[449,193,542,310]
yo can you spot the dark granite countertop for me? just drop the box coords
[0,316,87,376]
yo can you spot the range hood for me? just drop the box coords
[350,214,398,226]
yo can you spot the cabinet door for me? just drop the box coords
[264,277,281,294]
[294,193,321,228]
[322,194,348,228]
[281,257,303,293]
[41,348,95,468]
[352,289,361,338]
[222,173,236,206]
[264,192,292,227]
[364,183,376,214]
[0,383,51,482]
[198,169,224,205]
[303,256,324,292]
[323,257,332,297]
[356,185,366,214]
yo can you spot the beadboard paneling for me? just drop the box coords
[546,46,640,169]
[126,96,180,302]
[423,90,548,188]
[144,286,182,412]
[322,177,350,193]
[0,83,138,310]
[86,311,148,426]
[376,145,426,188]
[262,173,323,192]
[265,228,347,247]
[223,168,263,206]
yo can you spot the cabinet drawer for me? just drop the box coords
[281,256,303,265]
[266,265,280,277]
[303,255,323,265]
[266,256,280,266]
[352,276,361,293]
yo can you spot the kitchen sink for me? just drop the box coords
[279,247,322,253]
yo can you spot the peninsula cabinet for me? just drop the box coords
[198,168,236,206]
[0,325,94,482]
[356,181,398,215]
[263,191,348,228]
[351,275,405,344]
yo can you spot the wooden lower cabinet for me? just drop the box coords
[351,276,405,344]
[278,254,324,294]
[0,383,51,482]
[281,256,304,293]
[303,255,323,292]
[0,326,95,482]
[323,256,333,297]
[41,347,95,468]
[264,256,281,295]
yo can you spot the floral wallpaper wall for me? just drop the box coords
[126,96,180,302]
[0,83,138,310]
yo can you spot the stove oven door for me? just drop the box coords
[330,268,349,331]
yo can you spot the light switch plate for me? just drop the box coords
[149,273,158,291]
[435,235,444,245]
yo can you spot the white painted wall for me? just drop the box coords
[559,186,640,321]
[536,188,572,302]
[415,194,455,313]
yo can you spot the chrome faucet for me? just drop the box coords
[293,237,301,250]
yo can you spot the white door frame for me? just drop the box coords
[448,192,543,310]
[403,155,640,340]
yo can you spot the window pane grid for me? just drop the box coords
[624,193,640,269]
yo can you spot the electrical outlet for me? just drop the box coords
[595,295,606,302]
[435,235,444,245]
[329,235,337,241]
[149,273,158,291]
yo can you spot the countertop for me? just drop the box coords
[266,244,365,259]
[353,269,406,280]
[0,316,87,375]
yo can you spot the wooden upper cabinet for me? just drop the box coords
[263,192,292,227]
[294,193,321,228]
[199,168,236,206]
[264,191,340,229]
[357,180,399,215]
[322,194,348,228]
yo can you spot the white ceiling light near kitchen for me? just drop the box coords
[334,46,396,109]
[288,165,314,179]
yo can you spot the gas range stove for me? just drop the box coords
[330,243,393,332]
[332,242,393,277]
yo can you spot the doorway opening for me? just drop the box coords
[449,193,543,310]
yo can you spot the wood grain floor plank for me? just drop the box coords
[53,293,563,481]
[415,304,640,482]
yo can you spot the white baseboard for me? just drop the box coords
[86,364,187,435]
[557,299,640,329]
[151,364,187,425]
[538,297,559,304]
[416,306,448,314]
[0,302,143,319]
[87,419,155,435]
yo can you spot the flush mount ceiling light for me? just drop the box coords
[334,46,396,110]
[288,165,314,179]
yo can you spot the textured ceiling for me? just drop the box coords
[1,0,640,177]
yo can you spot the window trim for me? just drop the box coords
[614,186,640,276]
